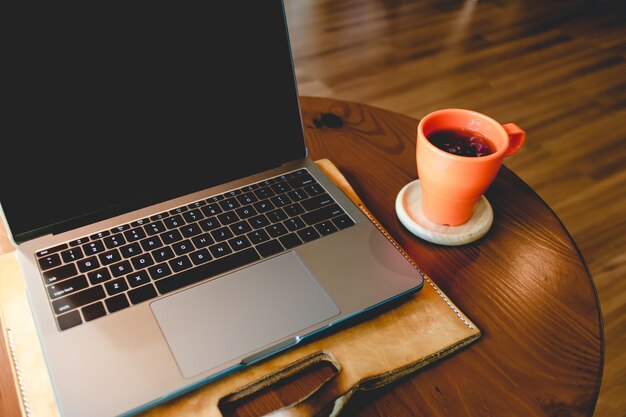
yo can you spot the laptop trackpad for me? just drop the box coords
[151,252,340,378]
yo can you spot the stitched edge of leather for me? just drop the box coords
[6,328,32,417]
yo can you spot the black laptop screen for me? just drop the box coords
[3,2,306,243]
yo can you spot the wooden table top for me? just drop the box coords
[293,96,603,416]
[0,96,603,417]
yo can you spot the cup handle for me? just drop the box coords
[502,123,525,157]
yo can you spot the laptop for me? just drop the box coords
[2,2,424,416]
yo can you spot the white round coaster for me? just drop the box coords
[395,180,493,246]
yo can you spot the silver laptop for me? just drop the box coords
[2,2,423,416]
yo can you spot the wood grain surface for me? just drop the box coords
[284,1,625,415]
[297,96,602,417]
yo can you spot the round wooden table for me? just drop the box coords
[0,97,603,417]
[294,96,603,416]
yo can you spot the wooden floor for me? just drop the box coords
[283,0,626,415]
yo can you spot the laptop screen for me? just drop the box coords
[3,2,306,243]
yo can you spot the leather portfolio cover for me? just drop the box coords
[0,160,480,417]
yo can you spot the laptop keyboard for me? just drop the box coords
[35,169,355,331]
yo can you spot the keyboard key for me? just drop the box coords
[230,220,252,236]
[130,253,155,270]
[297,226,321,243]
[301,204,344,226]
[237,193,258,205]
[36,244,68,258]
[209,242,233,258]
[144,220,166,236]
[103,233,126,249]
[152,247,175,262]
[287,174,316,189]
[290,169,308,177]
[267,208,287,223]
[315,221,339,236]
[217,211,239,225]
[52,286,106,314]
[199,217,220,232]
[140,236,163,252]
[271,181,292,194]
[47,275,88,299]
[228,236,252,251]
[187,200,206,209]
[105,294,130,313]
[110,224,130,234]
[150,212,169,221]
[38,253,62,270]
[148,263,173,280]
[266,223,288,238]
[253,200,275,213]
[301,193,334,211]
[284,203,304,217]
[43,263,78,284]
[254,186,275,200]
[57,310,82,331]
[256,240,284,258]
[124,227,147,242]
[182,210,204,223]
[249,214,270,229]
[206,194,224,203]
[69,238,89,247]
[284,217,306,231]
[189,249,212,265]
[279,233,302,249]
[82,240,106,255]
[160,229,183,244]
[120,242,142,258]
[169,256,193,272]
[82,302,106,322]
[105,278,129,296]
[155,248,260,295]
[332,214,355,230]
[304,183,325,196]
[219,198,240,211]
[181,223,202,238]
[235,205,257,219]
[109,260,132,277]
[224,189,241,197]
[201,203,222,217]
[191,233,214,248]
[271,194,292,207]
[169,207,187,215]
[211,226,234,242]
[90,231,110,240]
[247,229,271,244]
[98,249,122,266]
[87,268,112,285]
[172,240,194,256]
[77,256,100,273]
[128,284,158,305]
[126,270,151,288]
[164,215,185,229]
[287,189,308,202]
[131,218,150,227]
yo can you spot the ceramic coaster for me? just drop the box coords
[395,180,493,246]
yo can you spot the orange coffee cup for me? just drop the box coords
[416,109,525,226]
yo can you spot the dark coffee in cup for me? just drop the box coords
[427,128,496,157]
